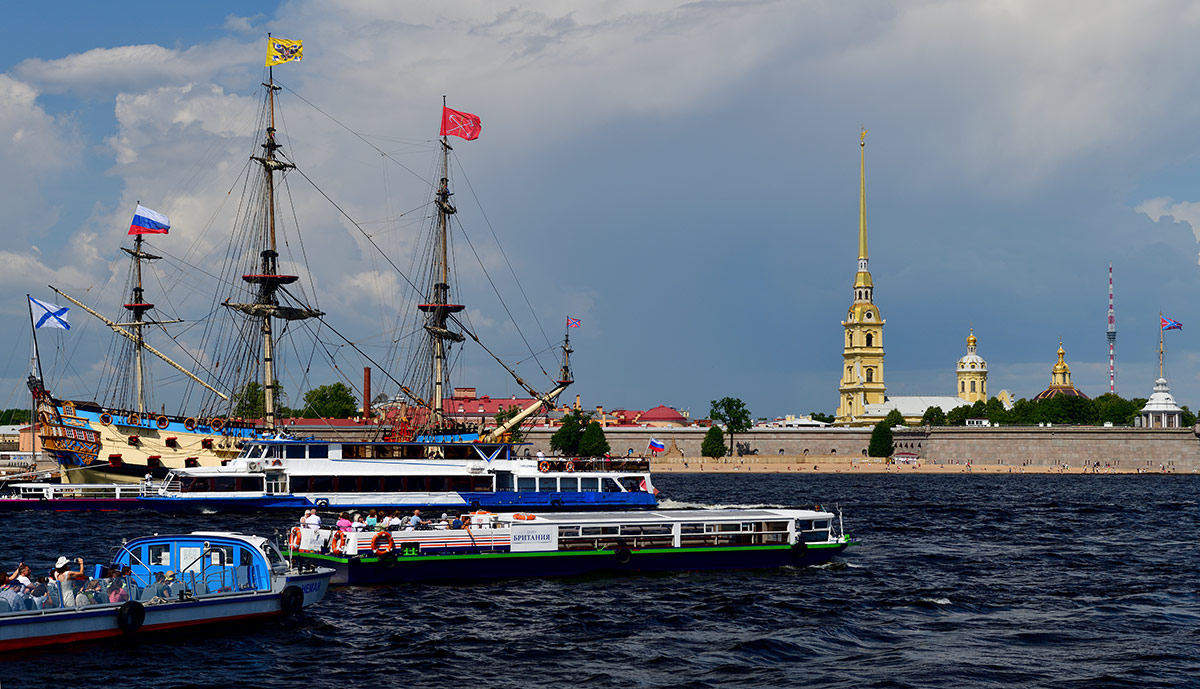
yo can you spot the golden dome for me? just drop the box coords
[1052,340,1069,375]
[967,328,977,347]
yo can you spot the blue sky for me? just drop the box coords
[4,1,1200,421]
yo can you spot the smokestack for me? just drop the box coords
[363,367,372,424]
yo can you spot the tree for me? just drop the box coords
[301,383,358,419]
[1182,405,1197,428]
[701,426,726,458]
[493,404,525,442]
[550,408,592,455]
[810,411,835,424]
[985,397,1008,425]
[921,406,946,426]
[710,397,752,457]
[868,418,894,458]
[0,409,31,425]
[882,409,905,428]
[231,380,287,419]
[578,421,611,456]
[947,404,971,426]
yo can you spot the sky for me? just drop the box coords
[4,0,1200,421]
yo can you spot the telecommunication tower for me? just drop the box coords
[1107,264,1116,394]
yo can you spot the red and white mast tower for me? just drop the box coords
[1107,264,1117,394]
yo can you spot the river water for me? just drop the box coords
[1,473,1197,688]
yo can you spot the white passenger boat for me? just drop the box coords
[284,507,854,585]
[0,532,333,652]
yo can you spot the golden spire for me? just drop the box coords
[859,128,869,260]
[967,327,976,347]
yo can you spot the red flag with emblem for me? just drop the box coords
[440,107,481,140]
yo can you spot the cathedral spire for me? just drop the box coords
[859,127,868,262]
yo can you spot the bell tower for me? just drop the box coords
[835,130,886,425]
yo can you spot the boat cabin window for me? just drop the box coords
[620,524,672,536]
[618,477,642,492]
[243,446,266,459]
[581,525,619,536]
[343,444,371,459]
[149,543,171,567]
[680,523,704,534]
[814,520,830,530]
[602,478,623,492]
[559,477,578,492]
[517,477,536,492]
[308,444,328,459]
[557,526,581,538]
[794,520,812,531]
[496,472,513,491]
[579,477,599,492]
[285,444,306,459]
[538,477,556,492]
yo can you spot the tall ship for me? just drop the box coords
[35,40,649,508]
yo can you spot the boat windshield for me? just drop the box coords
[261,542,288,574]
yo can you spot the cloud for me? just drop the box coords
[1135,197,1200,262]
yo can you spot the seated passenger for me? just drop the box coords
[336,512,353,532]
[161,571,179,597]
[451,515,464,529]
[108,579,129,604]
[352,514,366,531]
[406,509,428,530]
[365,509,378,530]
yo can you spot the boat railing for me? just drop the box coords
[536,457,651,473]
[9,483,145,501]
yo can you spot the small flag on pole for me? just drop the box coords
[648,438,666,453]
[128,205,170,235]
[566,317,581,328]
[1162,316,1183,331]
[29,297,70,330]
[266,37,303,66]
[440,106,482,140]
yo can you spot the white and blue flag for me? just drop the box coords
[30,297,70,330]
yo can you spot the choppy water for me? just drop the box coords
[2,473,1198,688]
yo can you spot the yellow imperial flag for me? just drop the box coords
[266,37,303,66]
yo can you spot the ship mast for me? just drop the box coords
[420,95,466,432]
[121,232,158,413]
[225,66,323,431]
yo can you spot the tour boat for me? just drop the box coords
[140,437,658,512]
[282,507,853,585]
[0,531,333,652]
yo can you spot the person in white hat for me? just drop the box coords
[53,557,84,606]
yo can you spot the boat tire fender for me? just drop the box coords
[100,413,113,426]
[379,552,398,568]
[538,461,550,473]
[614,547,632,565]
[469,499,480,509]
[371,532,395,554]
[279,586,303,615]
[550,499,563,508]
[155,415,169,430]
[315,498,330,508]
[117,600,146,634]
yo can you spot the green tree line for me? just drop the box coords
[916,393,1191,428]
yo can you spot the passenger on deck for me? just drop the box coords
[108,579,128,604]
[304,509,322,529]
[451,514,464,529]
[0,575,25,612]
[352,514,366,531]
[336,512,353,531]
[406,509,428,530]
[53,557,85,606]
[365,509,378,530]
[387,511,403,530]
[9,563,32,589]
[161,571,178,598]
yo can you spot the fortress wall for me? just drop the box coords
[525,425,1200,471]
[893,426,1200,471]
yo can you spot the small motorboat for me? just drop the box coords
[285,507,854,585]
[0,531,334,652]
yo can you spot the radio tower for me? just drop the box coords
[1107,264,1117,394]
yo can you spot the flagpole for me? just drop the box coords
[26,294,44,384]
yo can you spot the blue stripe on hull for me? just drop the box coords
[140,490,658,513]
[305,545,848,585]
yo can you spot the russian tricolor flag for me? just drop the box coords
[129,205,170,235]
[648,438,666,452]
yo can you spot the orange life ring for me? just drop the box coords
[271,458,283,468]
[183,417,197,431]
[371,532,395,554]
[156,415,169,430]
[538,461,550,473]
[210,417,226,432]
[99,413,113,426]
[512,513,536,520]
[329,530,347,556]
[288,526,303,551]
[126,413,140,426]
[472,510,491,515]
[565,460,575,473]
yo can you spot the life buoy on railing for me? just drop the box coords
[183,417,197,431]
[155,416,169,430]
[271,458,283,468]
[512,513,536,521]
[371,532,395,554]
[210,417,226,432]
[288,526,303,551]
[126,413,140,426]
[99,413,113,426]
[565,460,575,473]
[329,531,347,556]
[538,461,550,473]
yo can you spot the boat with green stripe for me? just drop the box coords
[284,508,854,585]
